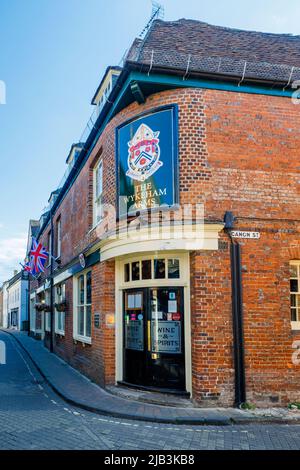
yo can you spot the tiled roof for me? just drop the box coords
[126,19,300,84]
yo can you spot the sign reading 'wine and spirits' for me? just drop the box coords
[151,321,181,354]
[125,320,144,351]
[116,106,179,218]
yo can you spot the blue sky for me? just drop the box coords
[0,0,299,283]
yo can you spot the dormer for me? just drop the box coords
[91,66,122,112]
[48,189,60,208]
[26,219,39,255]
[39,211,49,230]
[66,142,84,168]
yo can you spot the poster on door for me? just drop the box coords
[151,321,181,354]
[125,320,144,351]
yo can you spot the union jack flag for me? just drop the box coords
[24,261,33,273]
[28,237,49,275]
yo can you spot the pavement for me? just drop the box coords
[1,329,300,450]
[2,329,300,426]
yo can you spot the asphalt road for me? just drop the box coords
[0,330,300,450]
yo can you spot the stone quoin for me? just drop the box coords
[26,19,300,407]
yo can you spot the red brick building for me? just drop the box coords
[28,19,300,407]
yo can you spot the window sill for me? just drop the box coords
[73,335,92,345]
[291,321,300,331]
[90,219,104,233]
[55,330,65,336]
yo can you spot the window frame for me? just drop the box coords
[73,270,92,344]
[47,231,52,267]
[30,296,36,333]
[93,159,103,227]
[54,283,65,335]
[123,256,182,284]
[44,290,51,332]
[56,217,62,259]
[290,261,300,330]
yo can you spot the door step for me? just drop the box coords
[106,383,193,408]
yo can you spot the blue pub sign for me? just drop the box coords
[116,106,179,218]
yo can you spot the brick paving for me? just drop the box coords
[0,330,300,450]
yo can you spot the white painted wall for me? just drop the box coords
[2,282,9,328]
[7,277,28,330]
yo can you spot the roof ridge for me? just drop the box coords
[152,17,300,40]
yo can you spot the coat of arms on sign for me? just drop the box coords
[126,123,163,182]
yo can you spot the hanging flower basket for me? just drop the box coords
[34,303,51,312]
[35,303,45,312]
[54,301,67,312]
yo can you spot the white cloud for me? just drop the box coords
[0,235,27,284]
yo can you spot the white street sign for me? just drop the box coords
[230,231,260,240]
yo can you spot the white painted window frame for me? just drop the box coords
[73,270,92,344]
[93,159,103,227]
[290,261,300,330]
[123,256,182,284]
[55,283,65,335]
[44,289,51,332]
[57,218,61,259]
[30,293,36,333]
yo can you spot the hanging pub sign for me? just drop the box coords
[116,105,179,218]
[79,253,86,269]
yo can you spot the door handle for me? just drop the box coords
[147,320,151,352]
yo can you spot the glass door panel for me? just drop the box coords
[148,288,185,390]
[123,289,146,385]
[123,287,186,391]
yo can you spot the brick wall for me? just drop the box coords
[31,86,300,406]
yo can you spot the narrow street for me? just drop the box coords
[0,331,299,451]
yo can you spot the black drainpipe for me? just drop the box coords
[224,211,246,406]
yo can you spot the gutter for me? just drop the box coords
[126,60,296,89]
